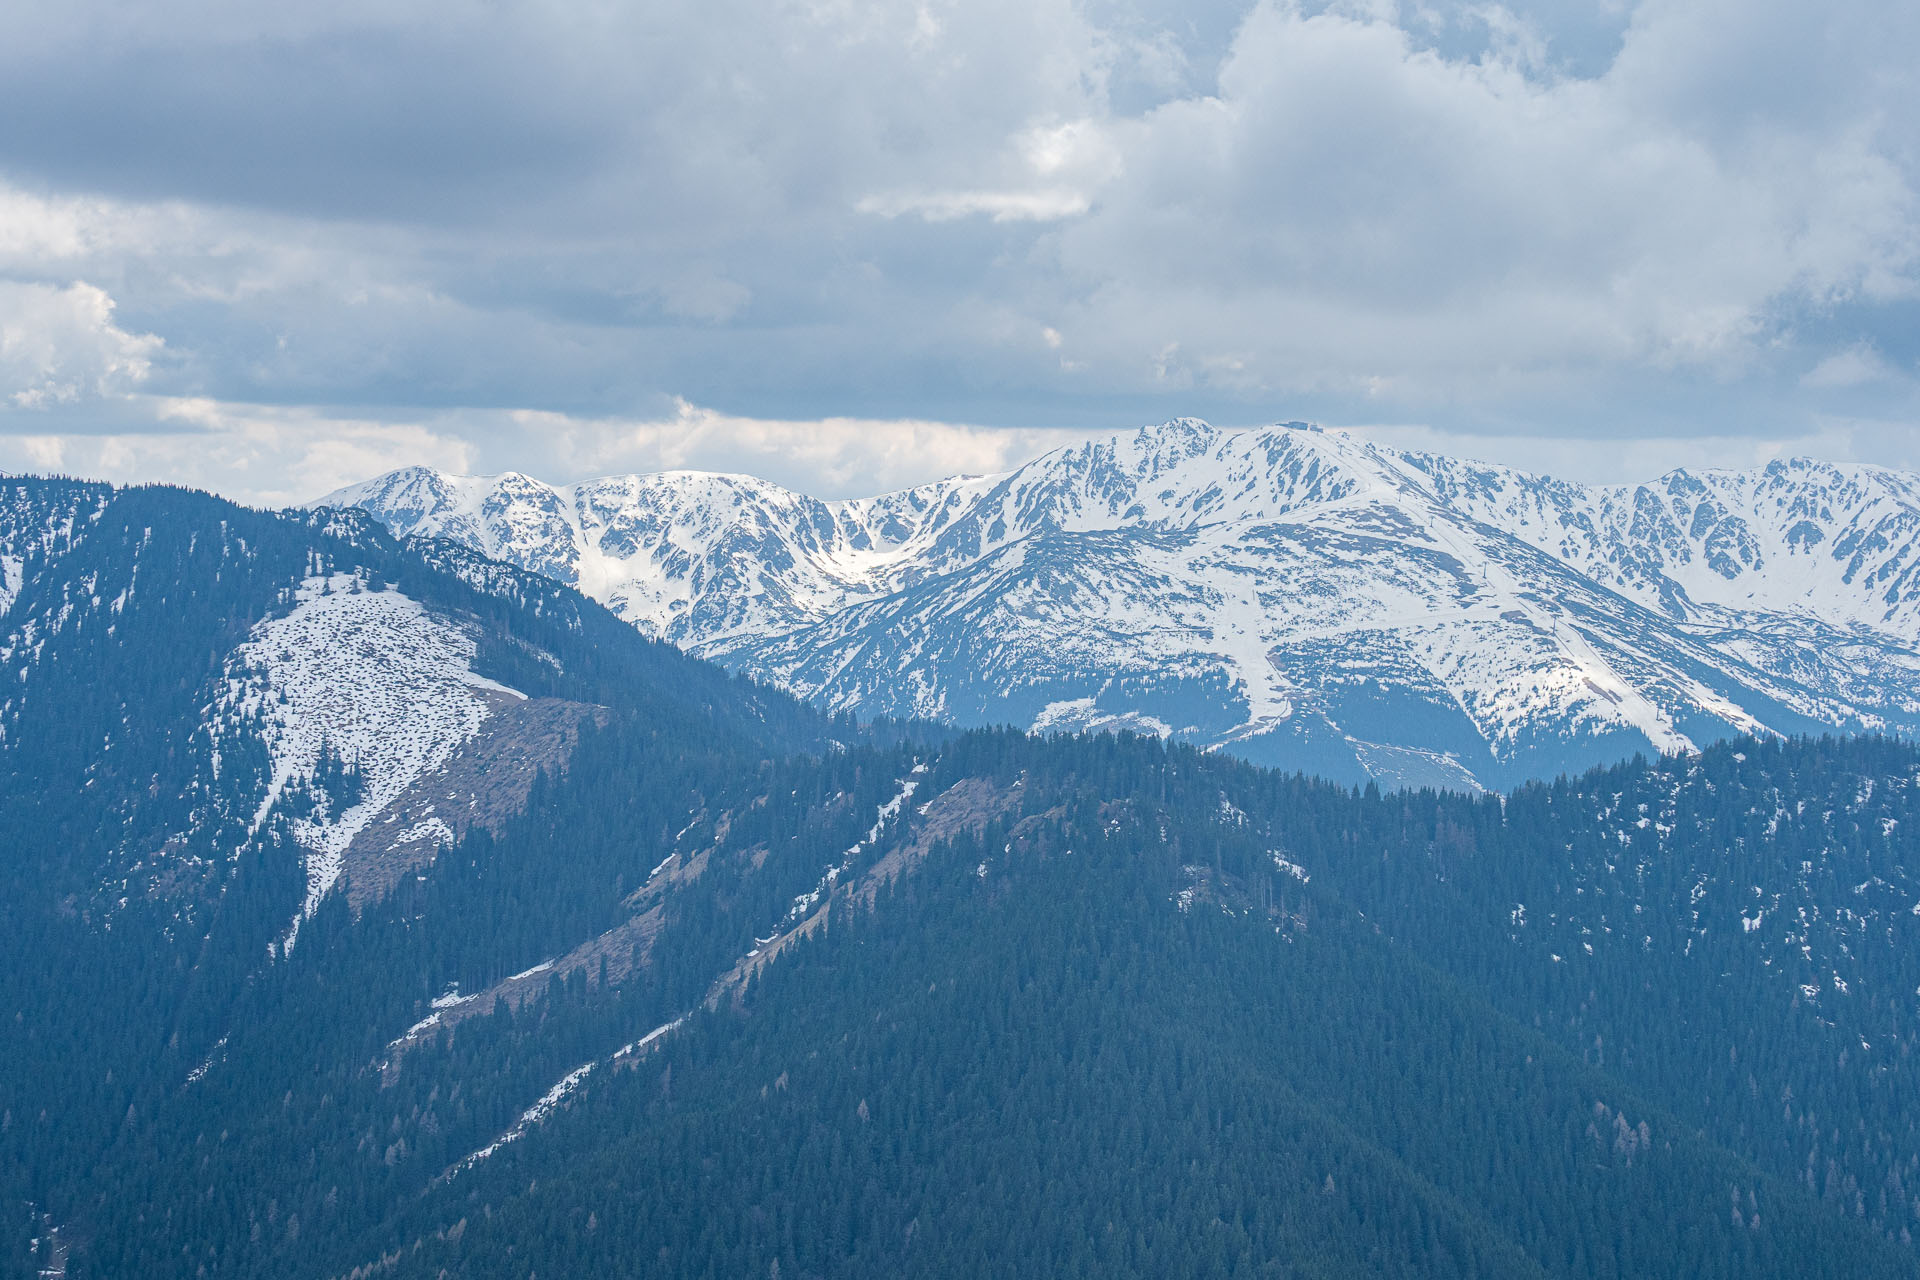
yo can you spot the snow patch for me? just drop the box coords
[396,817,455,847]
[0,554,20,615]
[223,574,524,944]
[1271,852,1310,882]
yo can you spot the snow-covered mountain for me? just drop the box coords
[321,421,1920,790]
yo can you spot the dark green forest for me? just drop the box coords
[4,478,1920,1277]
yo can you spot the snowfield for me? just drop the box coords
[223,574,523,940]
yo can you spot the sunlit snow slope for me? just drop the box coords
[324,421,1920,790]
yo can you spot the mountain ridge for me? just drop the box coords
[322,421,1920,790]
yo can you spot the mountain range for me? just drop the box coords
[8,475,1920,1276]
[326,419,1920,790]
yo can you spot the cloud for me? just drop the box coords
[0,397,476,508]
[0,280,160,408]
[857,117,1122,223]
[857,189,1093,223]
[0,0,1911,476]
[1800,345,1899,390]
[505,400,1101,496]
[0,394,1099,506]
[1039,0,1920,406]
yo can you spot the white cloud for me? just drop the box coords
[1801,345,1898,390]
[0,188,106,261]
[500,400,1101,497]
[1035,0,1920,402]
[0,397,475,508]
[7,387,1920,507]
[856,189,1092,223]
[859,116,1123,223]
[0,281,160,408]
[0,395,1100,506]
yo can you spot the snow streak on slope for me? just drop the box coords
[325,423,1920,790]
[223,574,523,937]
[453,1014,686,1176]
[0,555,20,617]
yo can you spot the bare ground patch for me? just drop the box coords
[345,695,604,909]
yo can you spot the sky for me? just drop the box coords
[0,0,1916,506]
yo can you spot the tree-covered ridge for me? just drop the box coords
[363,730,1920,1279]
[22,725,1920,1277]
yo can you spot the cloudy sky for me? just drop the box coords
[0,0,1916,505]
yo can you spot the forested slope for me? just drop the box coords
[0,478,841,1279]
[344,731,1920,1279]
